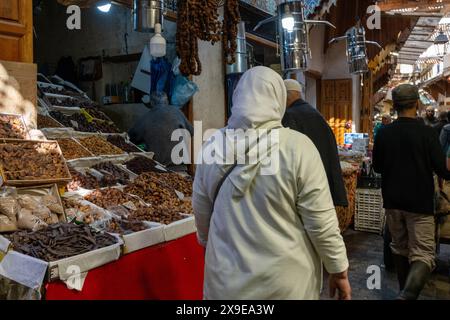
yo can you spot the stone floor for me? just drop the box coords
[320,229,450,300]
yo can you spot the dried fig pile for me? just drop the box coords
[57,138,93,160]
[153,172,193,196]
[5,223,117,262]
[0,142,70,181]
[78,136,124,156]
[105,218,148,235]
[37,114,63,129]
[0,114,27,139]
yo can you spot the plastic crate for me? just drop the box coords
[355,188,385,234]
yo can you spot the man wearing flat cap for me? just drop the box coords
[282,79,348,207]
[373,83,450,300]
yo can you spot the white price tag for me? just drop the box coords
[175,190,185,201]
[70,120,79,129]
[122,201,137,211]
[155,165,167,172]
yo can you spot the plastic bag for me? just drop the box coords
[17,208,47,231]
[0,197,19,220]
[0,215,17,232]
[42,195,64,215]
[170,75,199,107]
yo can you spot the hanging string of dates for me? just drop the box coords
[176,0,240,76]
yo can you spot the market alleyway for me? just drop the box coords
[320,229,450,300]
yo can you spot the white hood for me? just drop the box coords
[228,66,287,130]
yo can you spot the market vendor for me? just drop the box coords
[282,79,348,207]
[128,92,193,166]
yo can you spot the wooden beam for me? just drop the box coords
[377,0,450,12]
[246,32,277,49]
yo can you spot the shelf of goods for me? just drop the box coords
[0,81,200,300]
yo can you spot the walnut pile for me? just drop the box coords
[0,114,27,139]
[84,188,139,209]
[129,206,186,225]
[124,173,193,215]
[0,141,70,181]
[78,136,124,156]
[57,138,93,160]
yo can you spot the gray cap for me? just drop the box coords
[392,84,420,104]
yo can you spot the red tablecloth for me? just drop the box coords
[45,233,205,300]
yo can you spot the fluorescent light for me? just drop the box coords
[97,3,111,13]
[281,15,295,32]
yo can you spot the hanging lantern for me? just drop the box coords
[133,0,164,33]
[253,0,335,72]
[434,29,449,57]
[329,25,382,74]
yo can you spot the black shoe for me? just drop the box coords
[397,261,431,300]
[393,254,410,291]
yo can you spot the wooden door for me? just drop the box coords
[0,0,33,63]
[320,79,353,145]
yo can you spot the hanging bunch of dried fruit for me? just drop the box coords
[176,0,240,76]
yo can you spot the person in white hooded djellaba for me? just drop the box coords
[193,66,351,300]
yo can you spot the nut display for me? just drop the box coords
[78,136,125,156]
[124,156,165,175]
[67,168,100,191]
[153,172,193,196]
[84,188,140,209]
[37,114,63,129]
[57,138,94,160]
[0,114,27,139]
[92,161,131,186]
[107,135,141,153]
[0,141,71,181]
[4,223,118,262]
[129,206,185,225]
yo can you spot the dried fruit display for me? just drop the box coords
[176,0,240,76]
[49,111,120,133]
[0,141,71,181]
[105,218,148,235]
[67,168,100,191]
[153,172,193,196]
[63,198,106,224]
[124,156,165,175]
[124,173,192,214]
[107,135,141,153]
[84,108,112,122]
[78,136,125,156]
[47,96,79,108]
[57,138,94,160]
[129,206,186,225]
[5,223,118,262]
[92,161,131,186]
[84,188,140,209]
[37,114,63,129]
[0,114,27,139]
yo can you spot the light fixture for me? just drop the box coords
[434,29,449,57]
[281,13,295,32]
[150,23,166,57]
[97,1,112,13]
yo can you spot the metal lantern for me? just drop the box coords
[133,0,164,33]
[434,29,449,57]
[226,22,248,75]
[330,26,381,74]
[253,0,335,72]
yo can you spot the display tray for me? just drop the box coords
[49,105,81,113]
[0,139,72,187]
[0,232,122,282]
[119,222,165,254]
[0,113,30,140]
[163,215,196,242]
[43,92,74,100]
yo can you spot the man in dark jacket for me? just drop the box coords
[282,79,348,207]
[373,84,450,300]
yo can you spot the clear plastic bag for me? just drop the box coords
[170,75,199,107]
[0,187,19,219]
[17,208,48,232]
